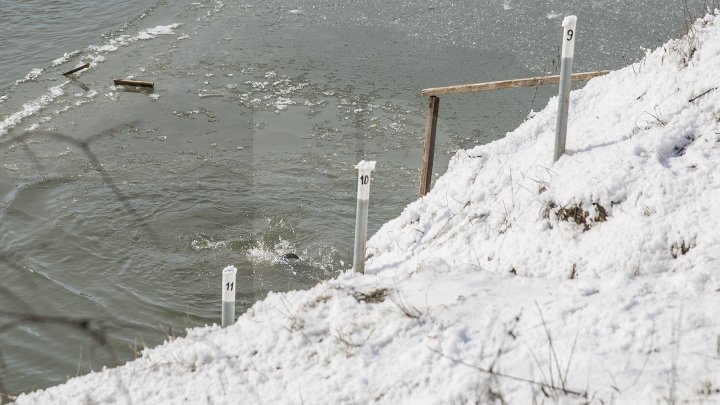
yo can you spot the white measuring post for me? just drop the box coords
[553,15,577,162]
[352,160,376,274]
[221,265,237,327]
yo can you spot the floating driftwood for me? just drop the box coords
[62,63,90,76]
[113,79,154,88]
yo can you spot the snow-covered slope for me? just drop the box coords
[16,14,720,405]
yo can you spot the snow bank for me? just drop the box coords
[16,14,720,405]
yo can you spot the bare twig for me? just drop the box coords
[389,291,423,320]
[563,331,579,388]
[0,126,158,242]
[535,302,568,391]
[526,343,551,394]
[688,87,716,103]
[632,321,657,386]
[0,311,169,401]
[426,346,586,397]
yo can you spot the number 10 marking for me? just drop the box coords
[359,175,369,185]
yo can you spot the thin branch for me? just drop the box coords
[535,302,567,391]
[0,127,159,242]
[688,87,716,103]
[563,332,579,389]
[426,346,586,397]
[0,311,168,337]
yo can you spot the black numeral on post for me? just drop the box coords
[226,282,234,291]
[566,29,574,41]
[359,175,369,185]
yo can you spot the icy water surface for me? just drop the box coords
[0,0,710,396]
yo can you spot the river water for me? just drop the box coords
[0,0,709,396]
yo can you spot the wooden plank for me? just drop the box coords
[62,63,90,76]
[419,96,440,196]
[113,79,155,88]
[422,70,611,97]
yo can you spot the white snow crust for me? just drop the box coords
[15,13,720,405]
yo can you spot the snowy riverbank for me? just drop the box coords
[16,13,720,405]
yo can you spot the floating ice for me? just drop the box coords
[0,83,66,136]
[136,24,182,40]
[50,51,80,67]
[191,235,228,252]
[14,68,43,85]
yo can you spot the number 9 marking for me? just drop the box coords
[566,29,574,41]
